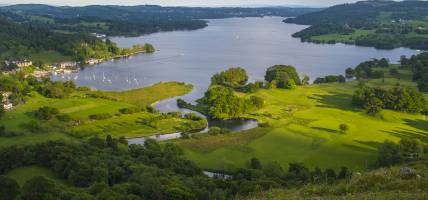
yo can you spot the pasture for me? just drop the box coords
[176,74,428,171]
[0,82,196,147]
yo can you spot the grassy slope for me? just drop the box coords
[6,166,65,186]
[0,82,196,147]
[176,73,428,172]
[239,161,428,200]
[90,82,193,107]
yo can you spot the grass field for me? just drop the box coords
[90,82,193,107]
[0,82,196,147]
[6,166,65,186]
[175,72,428,172]
[311,29,374,43]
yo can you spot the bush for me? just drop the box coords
[56,114,72,122]
[250,96,265,109]
[34,106,59,120]
[119,107,141,114]
[339,124,349,133]
[89,113,113,120]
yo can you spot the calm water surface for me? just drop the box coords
[52,17,418,112]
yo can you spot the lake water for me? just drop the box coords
[52,17,418,112]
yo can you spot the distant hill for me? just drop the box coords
[285,0,428,50]
[0,4,319,36]
[285,0,428,26]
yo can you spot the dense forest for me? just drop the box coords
[0,5,319,36]
[285,0,428,49]
[0,15,154,65]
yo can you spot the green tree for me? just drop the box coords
[339,124,349,133]
[265,65,301,89]
[210,67,248,88]
[34,106,59,120]
[22,176,58,200]
[0,175,20,200]
[378,140,401,167]
[249,158,262,169]
[301,75,310,85]
[0,105,4,119]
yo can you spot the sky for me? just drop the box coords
[0,0,367,7]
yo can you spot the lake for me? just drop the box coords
[52,17,418,112]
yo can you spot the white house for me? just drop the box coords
[3,103,13,110]
[4,60,33,68]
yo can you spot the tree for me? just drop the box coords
[378,140,401,167]
[34,106,59,120]
[0,175,20,200]
[249,158,262,169]
[365,97,383,115]
[301,75,310,85]
[265,65,301,89]
[339,124,349,133]
[144,43,155,53]
[0,105,4,119]
[399,139,424,162]
[323,168,336,183]
[22,176,58,200]
[210,67,248,88]
[337,167,350,179]
[203,86,249,119]
[345,67,356,78]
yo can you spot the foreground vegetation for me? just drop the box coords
[240,161,428,200]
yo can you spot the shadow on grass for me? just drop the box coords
[383,128,428,143]
[343,143,377,153]
[403,119,428,133]
[311,126,341,134]
[309,92,357,112]
[354,140,383,149]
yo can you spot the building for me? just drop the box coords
[86,58,104,65]
[1,92,13,110]
[91,33,107,39]
[54,61,78,69]
[4,60,33,68]
[1,92,11,103]
[3,103,13,110]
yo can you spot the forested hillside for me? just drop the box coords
[0,5,319,36]
[285,0,428,49]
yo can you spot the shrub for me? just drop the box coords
[89,113,113,120]
[56,114,72,122]
[339,124,349,133]
[34,106,59,120]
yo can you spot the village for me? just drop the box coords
[1,58,106,78]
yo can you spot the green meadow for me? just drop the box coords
[0,82,198,147]
[311,29,374,43]
[176,72,428,172]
